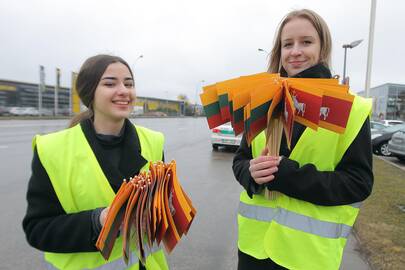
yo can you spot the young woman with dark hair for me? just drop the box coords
[23,54,168,270]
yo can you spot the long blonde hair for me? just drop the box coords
[268,9,332,73]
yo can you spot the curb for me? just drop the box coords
[375,155,405,171]
[352,228,375,270]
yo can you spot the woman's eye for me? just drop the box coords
[283,43,292,48]
[104,83,114,87]
[303,40,312,45]
[125,83,134,88]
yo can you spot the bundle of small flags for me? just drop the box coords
[96,160,196,265]
[200,72,354,148]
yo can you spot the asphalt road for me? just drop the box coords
[0,118,369,269]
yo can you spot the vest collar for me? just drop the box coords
[80,118,147,190]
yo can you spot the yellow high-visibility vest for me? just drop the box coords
[238,95,372,270]
[33,124,169,270]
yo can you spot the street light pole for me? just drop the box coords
[258,48,269,54]
[54,68,61,116]
[133,55,143,68]
[164,91,169,116]
[365,0,377,98]
[341,39,363,84]
[38,65,45,117]
[342,46,348,84]
[194,80,205,116]
[258,48,270,70]
[258,48,270,59]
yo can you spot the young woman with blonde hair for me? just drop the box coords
[233,9,373,270]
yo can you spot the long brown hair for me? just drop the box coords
[268,9,332,73]
[69,54,133,127]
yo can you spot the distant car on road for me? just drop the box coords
[211,123,242,150]
[0,106,10,116]
[22,107,39,116]
[378,119,404,126]
[39,108,54,116]
[9,107,26,116]
[388,127,405,161]
[372,124,405,156]
[9,106,39,116]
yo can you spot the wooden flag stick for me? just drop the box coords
[265,113,283,200]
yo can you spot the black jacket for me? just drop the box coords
[233,64,374,206]
[22,118,157,253]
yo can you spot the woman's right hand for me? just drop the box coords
[249,148,281,185]
[99,207,109,227]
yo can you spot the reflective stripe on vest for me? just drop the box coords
[34,123,168,270]
[238,95,372,269]
[45,245,163,270]
[46,251,140,270]
[239,201,361,239]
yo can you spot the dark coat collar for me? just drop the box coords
[280,63,332,79]
[80,118,147,189]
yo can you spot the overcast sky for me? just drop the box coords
[0,0,402,103]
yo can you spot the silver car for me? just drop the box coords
[388,128,405,162]
[379,119,404,126]
[370,121,388,135]
[211,123,242,150]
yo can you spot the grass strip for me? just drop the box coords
[355,156,405,269]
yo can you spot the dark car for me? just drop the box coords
[371,124,405,156]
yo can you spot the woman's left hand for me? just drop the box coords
[99,207,110,227]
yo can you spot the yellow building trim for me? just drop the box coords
[0,85,16,91]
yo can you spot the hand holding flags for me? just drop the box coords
[96,161,196,265]
[200,73,354,199]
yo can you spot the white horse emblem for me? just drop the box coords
[320,107,330,120]
[292,94,306,116]
[284,100,289,121]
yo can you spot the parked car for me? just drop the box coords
[39,108,54,116]
[0,106,10,116]
[388,128,405,161]
[56,108,71,116]
[9,107,26,116]
[22,107,39,116]
[8,106,40,116]
[378,119,404,126]
[371,124,405,156]
[370,121,388,134]
[211,123,242,150]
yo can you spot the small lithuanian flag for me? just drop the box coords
[200,84,227,129]
[200,72,355,150]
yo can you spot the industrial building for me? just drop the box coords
[0,79,185,116]
[358,83,405,121]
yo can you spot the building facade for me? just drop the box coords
[358,83,405,121]
[0,79,185,116]
[0,79,70,114]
